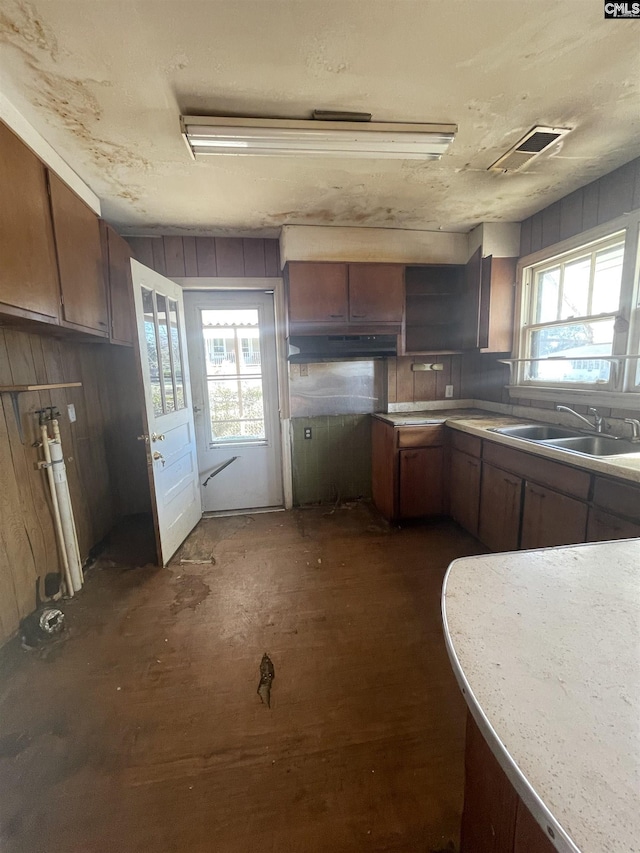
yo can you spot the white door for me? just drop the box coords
[131,260,202,565]
[185,290,283,513]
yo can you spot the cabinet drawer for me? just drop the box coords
[592,477,640,523]
[450,430,481,457]
[482,441,591,500]
[397,425,445,448]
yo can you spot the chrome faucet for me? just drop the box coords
[556,405,604,433]
[624,418,640,442]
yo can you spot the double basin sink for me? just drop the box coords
[491,424,640,457]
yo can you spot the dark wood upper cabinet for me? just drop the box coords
[347,263,404,322]
[0,121,60,322]
[462,250,517,353]
[287,261,404,329]
[48,172,108,335]
[287,262,349,324]
[404,264,464,353]
[101,222,134,346]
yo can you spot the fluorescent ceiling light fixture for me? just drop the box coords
[181,116,456,160]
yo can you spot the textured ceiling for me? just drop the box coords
[1,0,639,236]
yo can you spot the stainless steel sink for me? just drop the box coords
[541,436,640,457]
[492,424,583,440]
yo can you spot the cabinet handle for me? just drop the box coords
[329,314,345,318]
[528,487,546,499]
[352,314,366,318]
[466,459,477,467]
[98,321,107,326]
[504,478,519,487]
[403,453,418,460]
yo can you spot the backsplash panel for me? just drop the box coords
[291,415,371,505]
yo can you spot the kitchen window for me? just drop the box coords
[513,216,640,400]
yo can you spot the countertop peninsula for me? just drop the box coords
[442,538,640,853]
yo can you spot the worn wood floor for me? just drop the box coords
[0,504,484,853]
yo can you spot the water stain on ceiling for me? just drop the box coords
[0,0,639,236]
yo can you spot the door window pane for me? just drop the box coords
[156,293,175,413]
[168,298,185,409]
[201,308,266,443]
[142,287,163,416]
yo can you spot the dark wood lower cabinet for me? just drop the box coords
[478,462,522,552]
[520,483,588,549]
[398,447,444,518]
[586,507,640,541]
[461,713,556,853]
[449,449,481,535]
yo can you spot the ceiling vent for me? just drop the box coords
[488,126,571,173]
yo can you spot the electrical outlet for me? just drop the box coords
[304,427,312,440]
[299,364,309,376]
[67,403,77,422]
[445,385,454,398]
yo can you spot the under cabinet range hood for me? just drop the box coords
[288,334,397,362]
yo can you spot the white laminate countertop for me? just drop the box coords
[442,539,640,853]
[372,410,640,485]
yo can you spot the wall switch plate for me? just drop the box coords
[304,427,312,439]
[299,364,309,376]
[445,385,454,398]
[67,403,77,422]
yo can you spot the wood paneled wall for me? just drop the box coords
[520,156,640,256]
[126,236,281,278]
[0,329,149,646]
[387,356,464,403]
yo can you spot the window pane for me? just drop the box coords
[592,244,624,314]
[156,293,175,413]
[207,378,265,440]
[142,287,163,416]
[528,318,614,383]
[168,299,185,409]
[201,307,266,443]
[560,257,589,319]
[535,268,560,323]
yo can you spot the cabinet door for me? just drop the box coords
[460,248,482,349]
[48,172,108,334]
[586,508,640,542]
[450,449,481,535]
[399,447,444,518]
[478,462,523,552]
[0,121,60,320]
[348,263,404,322]
[461,713,518,853]
[287,262,348,323]
[482,257,517,353]
[371,418,397,521]
[104,224,134,345]
[513,800,557,853]
[521,483,587,549]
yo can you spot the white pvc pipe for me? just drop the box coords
[51,419,83,584]
[40,424,74,598]
[49,439,83,593]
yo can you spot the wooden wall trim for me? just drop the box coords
[126,236,281,278]
[519,157,640,256]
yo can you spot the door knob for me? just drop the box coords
[137,434,149,443]
[151,432,165,441]
[152,451,165,467]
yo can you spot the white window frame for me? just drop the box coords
[511,210,640,409]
